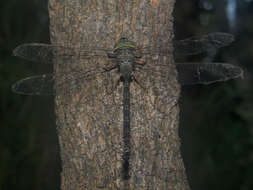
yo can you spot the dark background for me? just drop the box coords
[0,0,252,190]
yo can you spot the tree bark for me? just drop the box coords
[48,0,190,189]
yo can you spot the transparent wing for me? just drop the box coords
[12,62,243,95]
[136,62,243,85]
[137,32,234,57]
[12,68,105,95]
[12,74,55,95]
[174,32,234,56]
[175,62,243,85]
[13,32,234,64]
[13,43,113,63]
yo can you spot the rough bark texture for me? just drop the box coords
[48,0,190,189]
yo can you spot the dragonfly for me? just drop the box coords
[12,32,243,180]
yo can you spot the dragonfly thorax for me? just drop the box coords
[113,38,137,81]
[113,37,136,53]
[118,56,135,81]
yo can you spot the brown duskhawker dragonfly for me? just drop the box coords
[12,32,243,180]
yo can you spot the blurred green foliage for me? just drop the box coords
[0,0,252,190]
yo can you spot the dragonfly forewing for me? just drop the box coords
[134,32,234,58]
[13,32,234,64]
[13,43,113,63]
[174,32,234,56]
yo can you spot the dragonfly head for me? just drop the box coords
[119,36,128,42]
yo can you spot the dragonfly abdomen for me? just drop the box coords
[122,80,131,180]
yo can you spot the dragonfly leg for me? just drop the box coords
[134,53,142,59]
[107,75,121,95]
[103,62,118,71]
[107,52,117,58]
[134,46,143,58]
[135,59,147,71]
[132,74,147,91]
[136,60,145,65]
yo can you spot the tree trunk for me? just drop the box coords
[48,0,190,189]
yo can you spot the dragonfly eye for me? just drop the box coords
[119,37,128,43]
